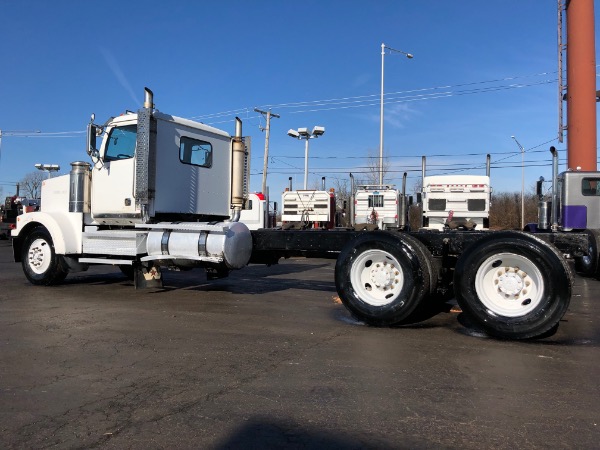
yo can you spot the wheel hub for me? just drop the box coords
[494,267,529,298]
[370,262,397,290]
[29,246,44,268]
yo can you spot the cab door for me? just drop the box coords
[91,123,141,225]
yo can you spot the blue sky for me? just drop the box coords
[1,0,598,198]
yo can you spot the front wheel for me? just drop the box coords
[454,231,572,339]
[335,232,431,326]
[21,227,68,286]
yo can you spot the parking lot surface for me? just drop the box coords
[1,240,599,449]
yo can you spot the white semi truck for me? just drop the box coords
[349,173,410,231]
[11,88,595,340]
[238,192,272,230]
[280,177,336,229]
[420,155,492,231]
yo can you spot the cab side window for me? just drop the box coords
[104,125,137,161]
[179,136,213,168]
[582,178,600,196]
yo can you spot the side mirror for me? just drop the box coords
[87,122,97,156]
[408,195,414,206]
[536,177,545,200]
[416,193,422,204]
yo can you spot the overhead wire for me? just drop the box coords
[193,70,562,124]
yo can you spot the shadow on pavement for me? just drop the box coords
[213,418,396,450]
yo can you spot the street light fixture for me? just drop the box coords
[287,126,325,189]
[380,43,413,186]
[511,136,525,230]
[35,163,60,179]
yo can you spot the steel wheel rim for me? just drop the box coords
[27,238,52,274]
[350,249,404,306]
[475,252,543,317]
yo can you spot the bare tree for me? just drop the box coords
[363,148,392,185]
[20,171,46,199]
[489,190,539,230]
[332,177,350,210]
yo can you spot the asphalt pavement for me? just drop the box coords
[0,239,598,449]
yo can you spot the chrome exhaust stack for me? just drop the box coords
[349,173,355,227]
[421,156,426,228]
[400,172,407,229]
[230,117,245,222]
[69,161,91,213]
[486,154,491,177]
[550,146,559,231]
[144,87,154,109]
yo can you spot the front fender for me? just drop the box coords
[12,211,83,261]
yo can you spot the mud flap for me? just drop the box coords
[134,264,163,289]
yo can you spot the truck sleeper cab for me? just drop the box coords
[353,186,404,230]
[422,175,491,230]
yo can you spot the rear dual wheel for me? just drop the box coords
[335,232,432,326]
[454,231,572,339]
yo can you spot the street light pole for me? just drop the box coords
[303,138,310,189]
[287,126,325,190]
[511,136,525,230]
[379,43,413,186]
[379,43,385,186]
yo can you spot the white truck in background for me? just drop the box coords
[9,88,593,340]
[349,173,410,231]
[421,155,491,231]
[238,192,273,230]
[281,177,336,229]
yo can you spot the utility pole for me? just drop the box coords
[254,108,280,194]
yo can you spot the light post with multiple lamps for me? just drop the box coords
[34,163,60,179]
[511,136,526,230]
[287,126,325,189]
[379,43,413,185]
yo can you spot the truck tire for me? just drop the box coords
[335,232,431,326]
[454,231,572,340]
[574,229,600,278]
[21,226,68,286]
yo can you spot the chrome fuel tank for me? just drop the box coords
[143,221,252,269]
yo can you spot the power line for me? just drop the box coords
[192,70,564,124]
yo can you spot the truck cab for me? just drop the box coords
[89,111,234,225]
[238,193,270,230]
[353,185,404,230]
[12,88,253,286]
[421,175,491,230]
[281,189,335,229]
[555,171,600,231]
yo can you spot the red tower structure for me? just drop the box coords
[565,0,597,170]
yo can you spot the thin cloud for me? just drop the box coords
[99,47,139,106]
[358,102,420,129]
